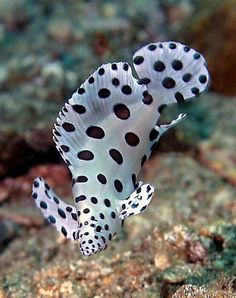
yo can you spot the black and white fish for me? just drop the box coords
[32,41,209,256]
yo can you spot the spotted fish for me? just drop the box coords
[32,41,209,256]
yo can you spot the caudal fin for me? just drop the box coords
[133,41,209,111]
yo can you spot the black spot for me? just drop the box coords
[182,73,192,82]
[147,185,151,192]
[141,155,147,166]
[109,149,123,165]
[58,208,66,219]
[114,179,123,192]
[101,236,106,243]
[45,190,51,199]
[61,145,69,152]
[98,68,105,75]
[172,59,183,71]
[90,197,98,204]
[54,130,61,137]
[86,126,105,139]
[33,181,39,188]
[132,174,136,188]
[78,88,85,94]
[88,239,93,244]
[83,208,90,214]
[191,87,200,95]
[32,192,38,199]
[153,61,165,72]
[142,90,153,105]
[111,63,117,70]
[104,224,109,230]
[111,211,116,219]
[75,195,86,203]
[122,204,126,210]
[63,107,68,113]
[169,43,176,49]
[53,196,59,204]
[138,78,151,85]
[125,132,140,146]
[199,75,207,84]
[78,150,94,160]
[194,53,201,60]
[66,206,72,212]
[104,199,111,207]
[84,221,88,225]
[99,213,105,219]
[123,63,129,71]
[148,44,157,51]
[73,232,77,240]
[61,226,67,237]
[112,78,120,86]
[140,206,147,212]
[108,233,112,241]
[88,76,95,84]
[71,213,77,221]
[76,176,88,183]
[97,174,107,184]
[96,226,102,232]
[40,201,47,209]
[98,88,111,98]
[121,85,132,95]
[175,92,185,103]
[62,122,75,132]
[162,77,176,89]
[48,215,56,224]
[72,104,86,114]
[45,183,50,190]
[114,103,130,120]
[159,43,163,48]
[84,232,89,236]
[65,159,71,166]
[149,129,159,141]
[158,104,167,114]
[133,56,144,65]
[183,46,190,52]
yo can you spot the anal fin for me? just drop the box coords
[119,182,155,220]
[32,177,78,241]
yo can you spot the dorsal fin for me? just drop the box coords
[53,62,146,176]
[133,41,209,109]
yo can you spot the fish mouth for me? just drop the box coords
[80,243,104,256]
[79,233,108,256]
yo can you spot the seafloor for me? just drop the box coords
[0,0,235,297]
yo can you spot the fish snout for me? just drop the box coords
[79,234,107,256]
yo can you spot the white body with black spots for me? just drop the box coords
[32,41,209,256]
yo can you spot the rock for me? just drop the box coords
[172,284,234,298]
[160,264,206,284]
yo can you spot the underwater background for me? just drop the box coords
[0,0,235,297]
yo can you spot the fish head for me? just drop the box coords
[78,212,121,256]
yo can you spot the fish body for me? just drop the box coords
[32,41,209,256]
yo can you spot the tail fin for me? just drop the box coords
[32,177,78,241]
[133,41,209,110]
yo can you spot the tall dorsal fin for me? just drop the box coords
[133,41,209,109]
[53,62,146,175]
